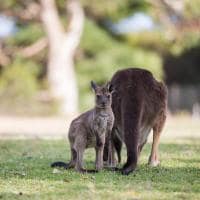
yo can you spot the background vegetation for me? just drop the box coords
[0,0,199,114]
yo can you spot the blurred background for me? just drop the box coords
[0,0,199,138]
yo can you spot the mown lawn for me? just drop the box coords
[0,138,199,200]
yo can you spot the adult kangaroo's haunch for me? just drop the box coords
[51,81,114,173]
[104,68,167,175]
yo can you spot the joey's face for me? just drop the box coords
[95,89,112,108]
[91,81,114,108]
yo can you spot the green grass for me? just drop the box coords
[0,138,199,200]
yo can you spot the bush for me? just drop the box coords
[7,23,44,46]
[0,58,39,101]
[76,19,163,111]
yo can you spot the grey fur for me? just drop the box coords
[51,81,114,173]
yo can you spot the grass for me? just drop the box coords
[0,138,199,200]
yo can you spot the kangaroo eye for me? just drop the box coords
[96,95,101,99]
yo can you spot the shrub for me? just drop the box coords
[0,58,39,101]
[77,19,163,111]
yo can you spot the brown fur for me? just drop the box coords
[104,68,167,175]
[51,81,114,173]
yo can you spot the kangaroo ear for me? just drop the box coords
[107,82,114,93]
[91,80,97,92]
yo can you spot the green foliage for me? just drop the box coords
[77,19,163,111]
[7,23,44,46]
[169,32,200,56]
[1,0,199,114]
[184,0,200,19]
[0,0,19,9]
[124,28,200,58]
[0,0,150,22]
[0,58,59,115]
[125,31,170,52]
[0,58,39,100]
[81,0,150,21]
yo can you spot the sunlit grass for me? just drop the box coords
[0,137,199,200]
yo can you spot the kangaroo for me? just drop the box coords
[51,81,115,173]
[103,68,167,175]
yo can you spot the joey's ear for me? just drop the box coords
[91,80,97,92]
[107,82,114,93]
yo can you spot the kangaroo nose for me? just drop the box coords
[101,101,107,106]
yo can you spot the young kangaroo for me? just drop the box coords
[51,81,114,173]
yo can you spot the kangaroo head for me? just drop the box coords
[91,81,114,108]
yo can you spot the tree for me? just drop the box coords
[40,0,84,115]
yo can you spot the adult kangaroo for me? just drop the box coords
[106,68,167,175]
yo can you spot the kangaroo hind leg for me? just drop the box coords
[148,112,166,167]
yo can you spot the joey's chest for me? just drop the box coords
[93,113,113,132]
[86,117,110,148]
[93,116,109,132]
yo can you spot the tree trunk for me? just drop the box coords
[40,0,84,115]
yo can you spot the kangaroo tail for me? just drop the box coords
[51,161,70,169]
